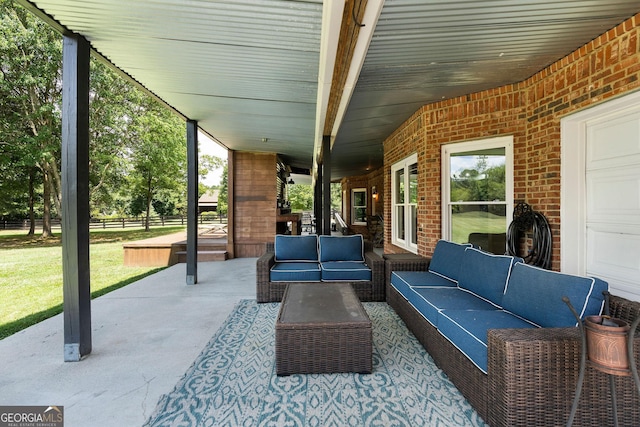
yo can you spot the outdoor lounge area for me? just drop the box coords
[4,254,639,426]
[1,258,491,427]
[4,1,640,426]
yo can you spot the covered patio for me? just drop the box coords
[16,0,640,363]
[0,258,488,426]
[4,0,640,425]
[0,258,257,426]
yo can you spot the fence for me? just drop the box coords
[1,214,226,231]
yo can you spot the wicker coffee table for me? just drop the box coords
[275,282,373,375]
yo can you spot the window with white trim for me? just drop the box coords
[441,136,513,253]
[391,154,418,252]
[352,188,367,225]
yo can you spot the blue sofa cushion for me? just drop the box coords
[502,262,608,327]
[428,240,472,282]
[319,235,364,262]
[270,262,321,282]
[274,235,318,262]
[320,261,371,281]
[457,248,519,306]
[407,287,500,328]
[437,309,537,373]
[390,271,457,297]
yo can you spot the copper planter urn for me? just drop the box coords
[584,315,631,376]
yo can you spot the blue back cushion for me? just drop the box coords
[502,262,608,327]
[319,235,364,262]
[428,240,472,282]
[274,235,318,262]
[457,248,519,306]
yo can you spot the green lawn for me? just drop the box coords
[451,210,506,244]
[0,226,185,339]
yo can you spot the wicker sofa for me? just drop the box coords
[386,240,640,427]
[256,234,384,303]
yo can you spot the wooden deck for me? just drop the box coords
[123,229,228,267]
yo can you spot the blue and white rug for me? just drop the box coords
[144,300,487,427]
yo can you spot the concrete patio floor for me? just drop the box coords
[0,258,257,427]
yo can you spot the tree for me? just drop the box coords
[199,152,225,196]
[450,156,505,215]
[331,182,341,211]
[1,1,195,229]
[288,183,313,211]
[0,1,62,237]
[217,164,228,216]
[87,59,140,217]
[127,96,186,231]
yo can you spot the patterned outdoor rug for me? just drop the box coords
[144,300,487,427]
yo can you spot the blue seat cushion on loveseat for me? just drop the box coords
[407,287,500,327]
[456,247,520,306]
[270,262,321,282]
[320,261,371,281]
[390,271,457,297]
[318,235,364,262]
[437,309,537,373]
[428,240,472,282]
[502,262,608,328]
[274,235,318,262]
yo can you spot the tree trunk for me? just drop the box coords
[145,175,152,232]
[42,168,52,238]
[28,168,36,235]
[48,158,62,218]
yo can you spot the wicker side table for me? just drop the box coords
[275,282,372,375]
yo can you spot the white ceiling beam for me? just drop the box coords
[312,0,346,180]
[330,0,384,147]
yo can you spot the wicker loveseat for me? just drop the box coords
[256,234,385,303]
[386,240,640,426]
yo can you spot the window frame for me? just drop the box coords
[351,188,367,225]
[391,153,418,253]
[440,135,514,243]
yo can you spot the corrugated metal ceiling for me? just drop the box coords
[19,0,640,179]
[331,0,640,177]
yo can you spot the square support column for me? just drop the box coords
[315,163,323,235]
[62,34,91,361]
[186,120,198,285]
[322,135,332,235]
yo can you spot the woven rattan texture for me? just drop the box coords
[256,240,385,303]
[388,284,640,426]
[388,285,489,420]
[275,284,372,375]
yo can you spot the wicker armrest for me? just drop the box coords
[487,325,640,427]
[384,254,431,291]
[365,250,385,301]
[487,327,583,426]
[256,249,275,303]
[609,293,640,324]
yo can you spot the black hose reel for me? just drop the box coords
[506,202,553,270]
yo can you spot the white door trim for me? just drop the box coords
[561,90,640,275]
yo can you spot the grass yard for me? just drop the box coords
[450,210,507,244]
[0,226,185,339]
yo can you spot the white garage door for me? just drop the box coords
[584,108,640,300]
[562,91,640,302]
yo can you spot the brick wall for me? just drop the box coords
[232,152,277,257]
[383,13,640,269]
[340,167,385,239]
